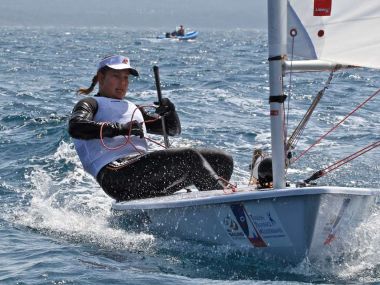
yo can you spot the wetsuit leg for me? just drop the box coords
[97,147,233,201]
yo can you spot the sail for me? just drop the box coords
[287,0,380,69]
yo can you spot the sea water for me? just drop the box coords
[0,27,379,284]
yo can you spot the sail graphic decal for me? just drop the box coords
[230,204,267,247]
[323,198,351,245]
[314,0,332,16]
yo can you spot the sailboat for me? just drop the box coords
[111,0,380,264]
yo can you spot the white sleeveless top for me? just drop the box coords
[73,96,148,178]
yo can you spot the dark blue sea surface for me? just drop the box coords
[0,27,379,284]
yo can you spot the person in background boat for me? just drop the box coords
[169,25,185,37]
[177,25,185,36]
[68,55,234,201]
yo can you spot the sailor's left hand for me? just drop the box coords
[154,98,176,116]
[119,120,144,138]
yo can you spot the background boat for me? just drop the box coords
[157,30,199,41]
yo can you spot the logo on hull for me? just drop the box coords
[230,204,268,247]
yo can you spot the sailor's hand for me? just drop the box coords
[119,121,144,138]
[154,98,176,116]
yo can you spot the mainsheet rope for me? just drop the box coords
[99,105,166,151]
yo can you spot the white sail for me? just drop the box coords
[288,0,380,69]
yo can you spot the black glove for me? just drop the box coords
[154,98,176,116]
[118,120,144,138]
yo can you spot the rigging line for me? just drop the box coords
[284,35,295,174]
[286,31,296,132]
[287,69,335,152]
[323,141,380,174]
[145,137,167,149]
[292,86,380,164]
[304,140,380,183]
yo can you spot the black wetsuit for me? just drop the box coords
[68,95,234,201]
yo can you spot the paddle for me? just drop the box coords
[153,65,170,148]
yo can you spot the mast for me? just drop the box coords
[267,0,287,189]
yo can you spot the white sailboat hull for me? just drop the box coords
[111,186,379,263]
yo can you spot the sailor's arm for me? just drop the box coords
[68,97,136,139]
[140,99,181,136]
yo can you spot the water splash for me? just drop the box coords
[12,141,156,253]
[287,202,380,283]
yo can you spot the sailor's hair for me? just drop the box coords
[76,66,109,95]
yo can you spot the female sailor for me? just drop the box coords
[68,54,234,201]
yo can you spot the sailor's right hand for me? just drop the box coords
[118,121,144,138]
[154,98,176,116]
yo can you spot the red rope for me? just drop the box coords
[99,104,167,151]
[321,140,380,175]
[304,140,380,183]
[293,87,380,163]
[219,176,238,193]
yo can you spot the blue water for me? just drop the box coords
[0,27,379,284]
